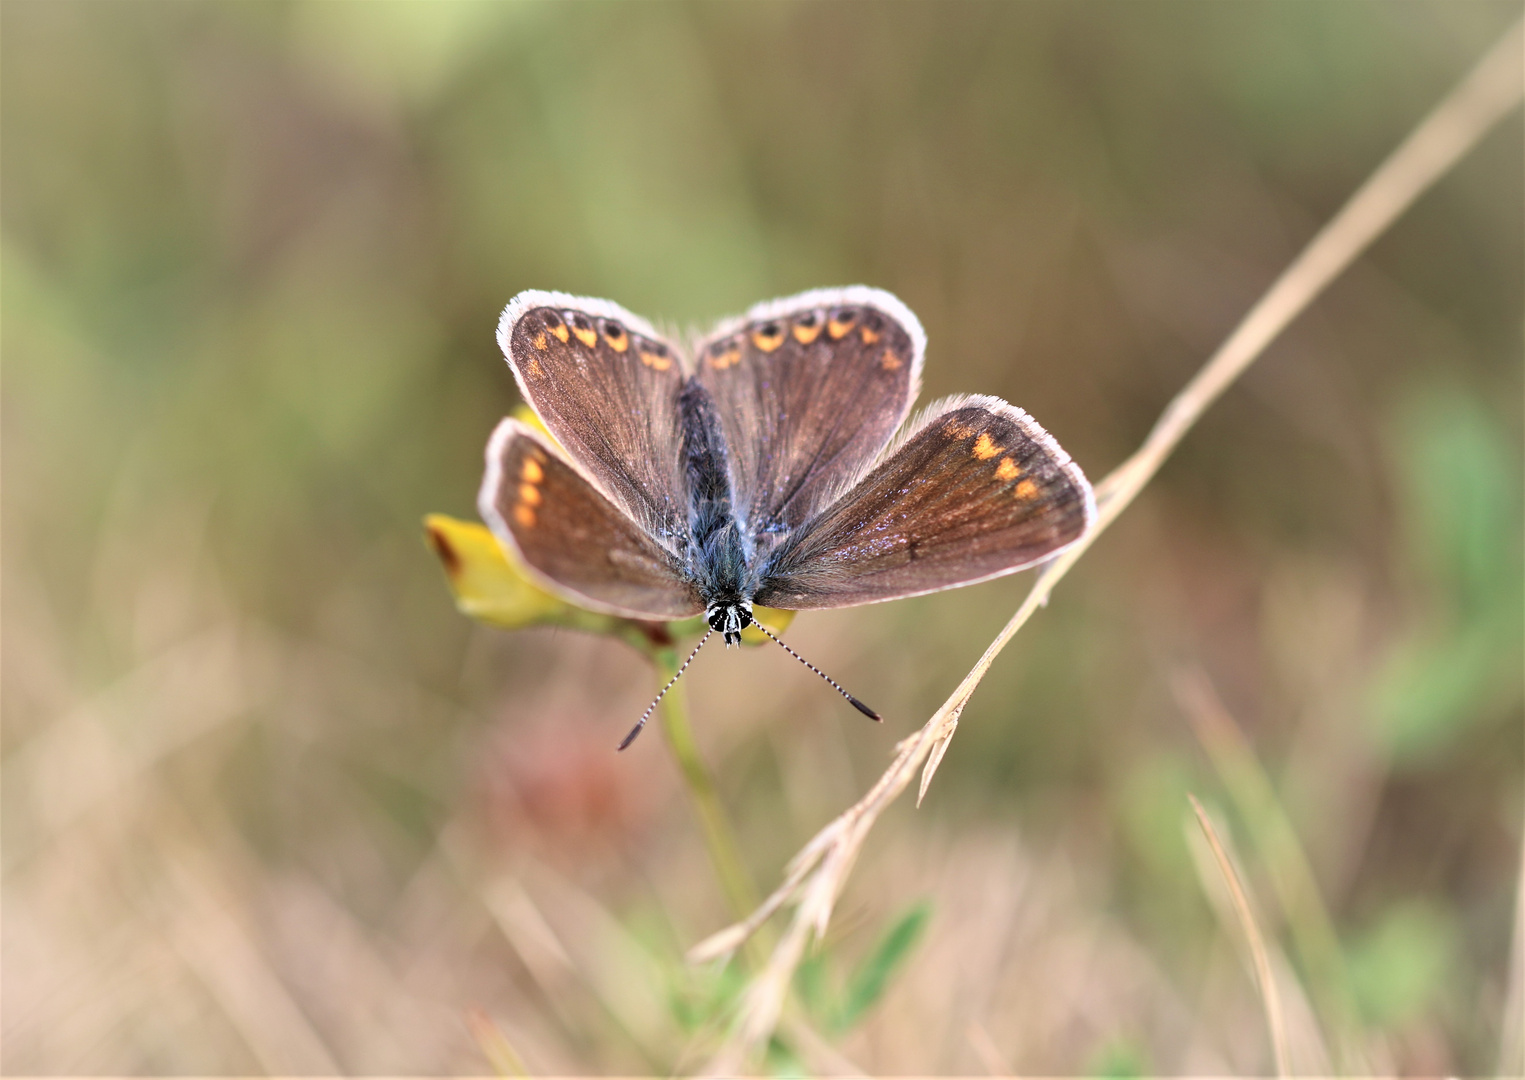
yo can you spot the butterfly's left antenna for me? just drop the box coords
[752,623,882,722]
[619,629,713,750]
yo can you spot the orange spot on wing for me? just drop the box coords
[513,505,537,528]
[752,325,785,352]
[708,346,741,370]
[551,323,569,343]
[972,433,1001,460]
[945,422,976,440]
[519,483,542,507]
[532,332,547,350]
[995,458,1020,481]
[793,320,823,344]
[521,457,544,484]
[880,349,902,371]
[604,327,629,352]
[1014,479,1039,500]
[526,357,544,378]
[860,326,880,344]
[572,325,598,348]
[640,349,672,371]
[828,315,855,339]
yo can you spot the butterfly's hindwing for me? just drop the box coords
[693,287,924,554]
[754,396,1095,609]
[479,419,703,620]
[498,291,688,550]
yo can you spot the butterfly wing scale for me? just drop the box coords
[479,419,702,620]
[498,291,689,550]
[754,397,1094,609]
[692,287,924,554]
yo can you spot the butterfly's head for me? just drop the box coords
[705,598,753,646]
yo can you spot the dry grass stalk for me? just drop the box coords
[1501,821,1525,1076]
[697,19,1523,1073]
[1187,794,1290,1077]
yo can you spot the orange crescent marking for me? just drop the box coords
[972,433,1001,460]
[572,325,598,348]
[860,326,880,344]
[550,323,569,343]
[752,327,785,352]
[995,458,1020,481]
[793,321,823,344]
[640,350,672,371]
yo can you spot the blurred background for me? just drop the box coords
[3,1,1520,1074]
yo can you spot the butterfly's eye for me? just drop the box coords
[602,319,629,351]
[827,307,858,339]
[567,312,598,348]
[752,321,785,352]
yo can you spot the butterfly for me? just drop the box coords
[479,287,1095,745]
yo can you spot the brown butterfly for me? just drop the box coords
[480,287,1094,746]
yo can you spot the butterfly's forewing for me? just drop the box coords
[498,291,688,549]
[693,287,924,551]
[479,419,702,620]
[754,396,1094,609]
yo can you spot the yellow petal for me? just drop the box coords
[740,605,796,645]
[424,513,570,629]
[512,403,556,443]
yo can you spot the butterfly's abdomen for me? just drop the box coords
[679,382,755,612]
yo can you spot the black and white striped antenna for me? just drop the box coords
[619,624,881,750]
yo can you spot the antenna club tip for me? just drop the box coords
[849,696,883,722]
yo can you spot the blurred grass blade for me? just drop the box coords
[1173,669,1356,1068]
[651,644,762,926]
[834,901,930,1031]
[1501,824,1525,1076]
[465,1007,530,1077]
[1187,794,1290,1078]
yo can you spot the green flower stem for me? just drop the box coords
[652,646,759,926]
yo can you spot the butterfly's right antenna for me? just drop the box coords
[752,622,882,722]
[619,629,713,750]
